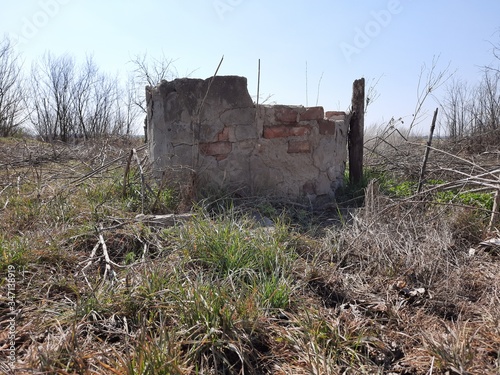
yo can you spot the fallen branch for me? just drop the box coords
[98,224,116,282]
[79,241,101,288]
[75,224,124,288]
[134,213,194,227]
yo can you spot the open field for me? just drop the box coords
[0,136,499,374]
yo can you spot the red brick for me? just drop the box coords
[217,127,230,141]
[289,126,310,136]
[264,127,286,138]
[199,141,232,156]
[325,111,345,121]
[300,106,324,121]
[287,140,311,153]
[319,119,336,135]
[263,125,310,139]
[274,106,299,124]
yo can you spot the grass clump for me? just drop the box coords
[180,211,296,311]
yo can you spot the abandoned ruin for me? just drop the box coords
[146,75,358,198]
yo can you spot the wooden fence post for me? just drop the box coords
[349,78,365,185]
[417,107,438,193]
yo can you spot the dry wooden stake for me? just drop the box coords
[122,149,134,198]
[132,148,145,214]
[417,107,438,193]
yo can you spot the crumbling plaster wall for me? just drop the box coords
[146,75,348,198]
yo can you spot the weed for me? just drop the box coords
[382,179,417,197]
[0,235,28,269]
[435,190,493,210]
[117,327,186,375]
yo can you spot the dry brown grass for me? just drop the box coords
[0,135,499,374]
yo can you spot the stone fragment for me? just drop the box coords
[234,124,258,141]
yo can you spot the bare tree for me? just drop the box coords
[129,52,177,111]
[113,73,140,135]
[440,79,473,139]
[485,29,500,74]
[85,71,117,136]
[28,53,127,141]
[0,37,27,136]
[440,31,500,139]
[72,55,99,140]
[28,53,76,141]
[130,52,177,85]
[475,70,500,132]
[441,70,500,139]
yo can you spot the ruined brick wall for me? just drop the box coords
[146,75,348,198]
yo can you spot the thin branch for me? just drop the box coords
[196,55,224,121]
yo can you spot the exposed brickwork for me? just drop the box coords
[300,106,324,121]
[199,141,232,156]
[263,125,311,139]
[148,76,348,198]
[274,106,300,124]
[289,126,310,136]
[319,119,336,135]
[288,140,311,154]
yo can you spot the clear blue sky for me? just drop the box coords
[1,0,499,134]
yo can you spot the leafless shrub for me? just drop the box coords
[27,53,141,142]
[114,74,140,136]
[441,70,500,141]
[441,33,500,141]
[364,57,452,179]
[129,52,178,113]
[329,191,459,286]
[127,52,180,140]
[0,37,27,137]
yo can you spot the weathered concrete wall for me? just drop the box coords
[146,75,347,198]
